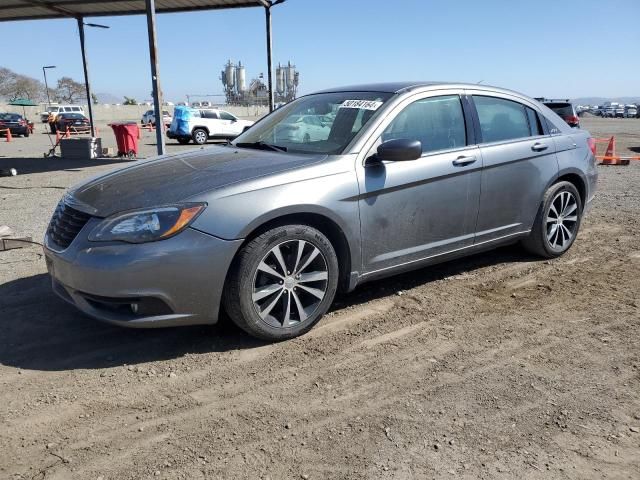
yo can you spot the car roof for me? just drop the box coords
[313,81,533,98]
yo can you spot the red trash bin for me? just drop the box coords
[110,122,140,158]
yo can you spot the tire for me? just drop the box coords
[192,128,208,145]
[223,224,339,341]
[177,137,191,145]
[23,130,29,138]
[522,181,583,258]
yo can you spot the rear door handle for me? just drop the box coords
[531,142,549,152]
[452,156,477,166]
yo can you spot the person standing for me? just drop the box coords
[48,112,57,134]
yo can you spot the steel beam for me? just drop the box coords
[145,0,165,156]
[265,5,274,112]
[77,17,96,137]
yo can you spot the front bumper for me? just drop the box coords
[44,223,243,328]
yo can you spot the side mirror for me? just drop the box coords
[376,138,422,162]
[231,118,238,123]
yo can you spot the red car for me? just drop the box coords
[55,113,91,133]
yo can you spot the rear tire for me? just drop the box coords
[192,128,208,145]
[223,224,339,341]
[522,181,582,258]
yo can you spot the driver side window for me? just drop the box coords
[381,95,467,154]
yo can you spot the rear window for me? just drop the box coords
[0,113,21,121]
[544,103,573,116]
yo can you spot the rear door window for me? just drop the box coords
[473,96,531,143]
[71,107,81,112]
[201,111,219,119]
[381,95,467,154]
[219,111,236,121]
[64,107,73,112]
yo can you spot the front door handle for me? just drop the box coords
[452,155,477,166]
[531,142,549,152]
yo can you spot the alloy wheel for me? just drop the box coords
[546,190,579,250]
[194,131,207,144]
[252,240,329,328]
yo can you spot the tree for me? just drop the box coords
[0,67,44,101]
[55,76,85,103]
[123,97,138,105]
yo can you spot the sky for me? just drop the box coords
[1,0,639,103]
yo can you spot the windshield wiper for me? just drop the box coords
[235,141,288,153]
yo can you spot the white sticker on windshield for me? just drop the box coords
[339,99,383,110]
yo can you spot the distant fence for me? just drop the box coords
[0,103,269,123]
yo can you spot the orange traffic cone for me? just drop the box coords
[6,128,12,142]
[604,136,616,159]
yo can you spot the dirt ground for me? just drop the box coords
[1,117,639,479]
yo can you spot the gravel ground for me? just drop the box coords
[0,117,639,479]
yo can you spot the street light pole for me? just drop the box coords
[42,65,56,106]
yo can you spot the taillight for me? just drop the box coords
[565,115,579,125]
[587,138,596,156]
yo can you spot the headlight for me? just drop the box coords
[88,203,205,243]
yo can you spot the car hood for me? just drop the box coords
[70,146,326,217]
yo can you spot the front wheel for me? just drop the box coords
[223,225,339,341]
[522,181,583,258]
[177,137,191,145]
[192,128,208,145]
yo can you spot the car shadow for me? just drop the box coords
[0,157,134,175]
[0,244,535,372]
[629,146,640,154]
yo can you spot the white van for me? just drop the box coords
[40,105,85,123]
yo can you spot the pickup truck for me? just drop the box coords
[167,108,254,145]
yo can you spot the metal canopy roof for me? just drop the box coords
[0,0,269,22]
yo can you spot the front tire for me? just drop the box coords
[192,128,208,145]
[522,181,582,258]
[223,225,339,341]
[177,137,191,145]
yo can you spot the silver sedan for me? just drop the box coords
[44,82,598,340]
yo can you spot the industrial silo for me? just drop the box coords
[225,60,236,90]
[276,64,285,94]
[236,62,246,92]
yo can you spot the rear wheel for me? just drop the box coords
[192,128,208,145]
[223,225,339,341]
[522,181,582,258]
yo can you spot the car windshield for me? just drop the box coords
[545,103,573,116]
[233,91,393,154]
[0,113,21,121]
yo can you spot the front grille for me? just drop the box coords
[47,202,92,249]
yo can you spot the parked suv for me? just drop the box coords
[45,82,598,341]
[538,99,580,128]
[625,105,638,118]
[40,105,84,123]
[167,108,254,145]
[141,109,172,127]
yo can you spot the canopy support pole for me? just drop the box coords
[264,5,274,112]
[77,17,96,137]
[145,0,165,155]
